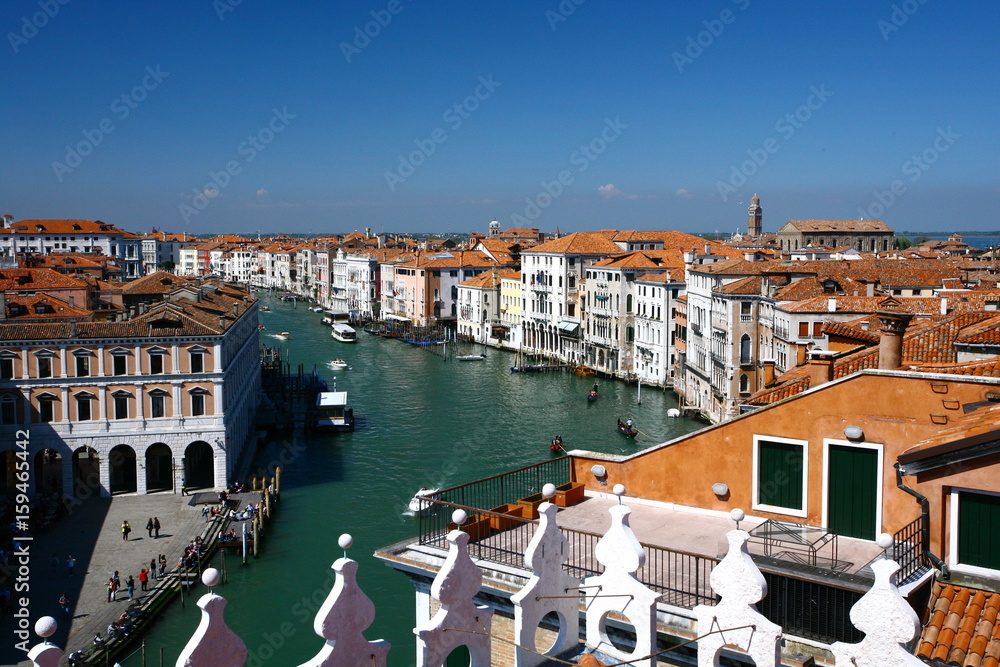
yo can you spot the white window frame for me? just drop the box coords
[948,487,1000,577]
[752,434,809,518]
[821,439,884,538]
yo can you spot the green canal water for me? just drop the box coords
[122,295,705,666]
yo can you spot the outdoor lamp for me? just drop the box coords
[711,482,729,497]
[844,425,864,441]
[591,465,607,479]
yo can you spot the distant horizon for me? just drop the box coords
[3,1,996,234]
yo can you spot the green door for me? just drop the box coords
[958,492,1000,570]
[827,445,879,540]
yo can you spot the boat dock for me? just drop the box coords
[258,345,329,432]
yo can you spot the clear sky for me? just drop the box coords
[2,0,997,236]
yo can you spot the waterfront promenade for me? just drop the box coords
[7,493,212,666]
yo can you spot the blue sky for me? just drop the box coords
[2,0,997,236]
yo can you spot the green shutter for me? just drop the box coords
[758,440,804,510]
[827,445,879,540]
[959,492,1000,570]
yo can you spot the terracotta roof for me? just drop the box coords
[2,219,127,235]
[636,268,684,283]
[781,296,940,314]
[716,275,763,295]
[782,219,893,233]
[0,269,88,291]
[523,231,623,255]
[4,293,92,320]
[917,582,1000,666]
[822,319,880,344]
[590,249,685,270]
[956,316,1000,345]
[120,271,195,295]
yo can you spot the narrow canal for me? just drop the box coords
[123,295,706,665]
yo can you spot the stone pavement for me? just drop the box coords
[2,491,215,666]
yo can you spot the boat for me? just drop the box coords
[667,408,681,418]
[331,323,357,343]
[315,391,355,431]
[574,365,596,376]
[407,487,440,514]
[275,331,290,340]
[456,353,486,361]
[321,317,333,325]
[549,435,564,452]
[309,306,324,312]
[617,418,638,438]
[587,382,599,401]
[260,306,271,312]
[329,359,349,370]
[257,324,266,330]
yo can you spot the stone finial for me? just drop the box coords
[175,592,247,667]
[298,557,390,667]
[414,529,493,667]
[584,503,660,667]
[27,617,62,667]
[511,502,581,666]
[831,558,924,666]
[694,529,781,667]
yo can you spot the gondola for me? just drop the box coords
[549,435,564,452]
[617,418,638,438]
[587,382,599,401]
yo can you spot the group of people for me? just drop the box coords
[121,517,162,541]
[105,571,135,603]
[178,536,206,570]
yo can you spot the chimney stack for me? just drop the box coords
[704,243,712,256]
[827,297,837,312]
[940,297,948,316]
[877,309,914,370]
[796,341,810,367]
[761,359,776,387]
[808,350,837,387]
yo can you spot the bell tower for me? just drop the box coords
[747,195,762,237]
[488,218,501,239]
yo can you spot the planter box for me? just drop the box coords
[448,515,492,542]
[517,493,547,520]
[554,482,586,508]
[488,504,524,531]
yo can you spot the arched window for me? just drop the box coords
[739,373,750,394]
[740,334,751,365]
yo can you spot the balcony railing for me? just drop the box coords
[892,516,928,583]
[417,459,868,644]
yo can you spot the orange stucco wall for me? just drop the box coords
[572,372,1000,552]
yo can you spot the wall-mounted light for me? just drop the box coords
[591,465,607,479]
[844,425,864,441]
[711,482,729,497]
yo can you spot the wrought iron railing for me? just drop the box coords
[892,516,928,583]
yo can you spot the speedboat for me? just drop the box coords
[456,353,486,361]
[329,359,348,370]
[408,487,439,514]
[275,331,290,340]
[321,317,333,325]
[260,306,271,312]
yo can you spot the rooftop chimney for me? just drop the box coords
[940,297,948,316]
[761,359,776,387]
[704,243,712,255]
[827,297,837,313]
[796,341,811,367]
[808,350,837,387]
[2,214,12,229]
[866,282,875,297]
[877,309,914,370]
[744,252,756,262]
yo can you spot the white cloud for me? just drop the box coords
[675,188,693,199]
[598,183,638,200]
[256,188,270,199]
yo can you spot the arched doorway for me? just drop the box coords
[185,441,215,490]
[108,444,137,495]
[444,645,471,666]
[145,443,173,493]
[34,449,63,495]
[73,446,101,498]
[0,450,16,495]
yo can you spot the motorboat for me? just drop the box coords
[260,306,271,312]
[275,331,291,340]
[408,487,439,514]
[331,323,357,343]
[309,306,324,312]
[321,317,333,325]
[456,353,486,361]
[667,408,681,418]
[329,359,349,370]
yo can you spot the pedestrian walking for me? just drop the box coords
[146,517,154,538]
[181,478,188,496]
[126,575,135,600]
[66,555,75,576]
[153,517,161,538]
[149,558,157,580]
[139,568,148,592]
[113,570,120,589]
[158,554,166,577]
[59,593,70,618]
[106,578,115,603]
[121,520,131,541]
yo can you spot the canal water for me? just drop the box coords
[122,295,705,666]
